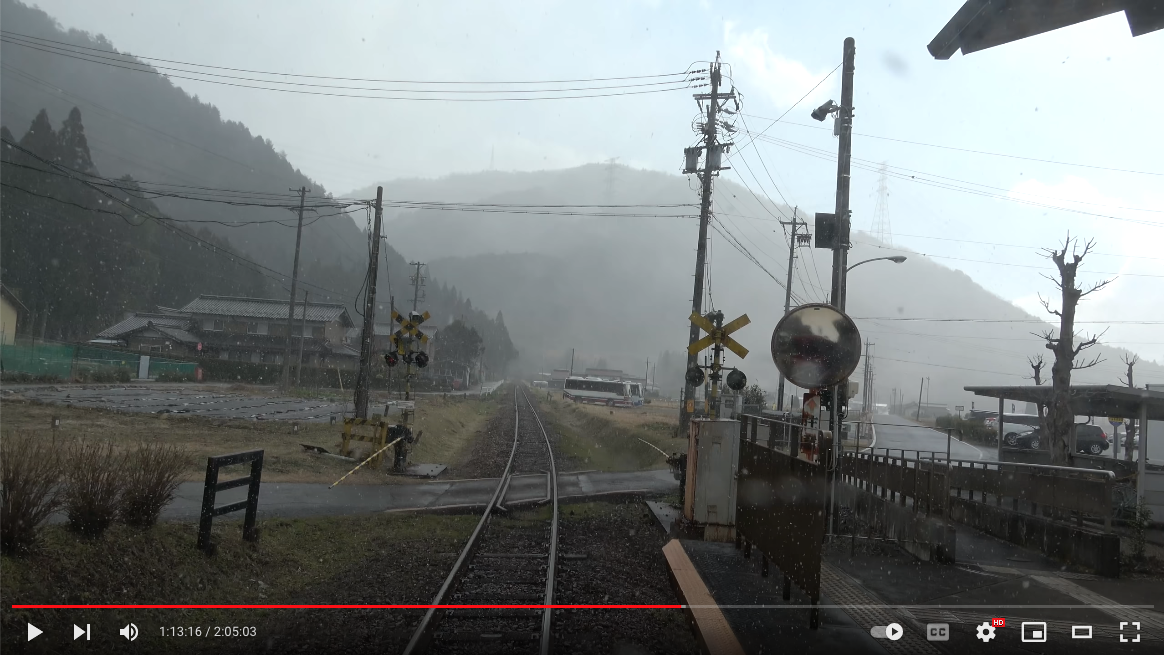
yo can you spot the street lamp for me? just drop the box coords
[846,255,906,273]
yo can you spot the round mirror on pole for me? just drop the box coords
[770,303,862,389]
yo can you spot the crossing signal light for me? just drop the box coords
[685,366,706,387]
[414,351,429,368]
[383,353,398,367]
[820,386,834,410]
[725,369,747,391]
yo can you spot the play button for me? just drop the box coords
[886,623,904,641]
[28,623,43,641]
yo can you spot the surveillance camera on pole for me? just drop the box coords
[810,100,839,122]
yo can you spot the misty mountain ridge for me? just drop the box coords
[0,0,519,371]
[359,163,1162,409]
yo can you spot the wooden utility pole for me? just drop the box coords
[281,186,309,389]
[916,377,924,421]
[777,207,806,411]
[354,188,384,419]
[296,290,309,387]
[680,52,735,434]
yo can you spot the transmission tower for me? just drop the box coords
[870,162,893,245]
[605,157,620,203]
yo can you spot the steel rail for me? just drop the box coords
[519,386,560,655]
[402,386,522,654]
[402,384,560,654]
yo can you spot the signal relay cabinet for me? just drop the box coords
[683,418,740,542]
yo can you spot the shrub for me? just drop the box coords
[77,367,132,383]
[119,442,188,528]
[0,432,63,555]
[61,440,126,537]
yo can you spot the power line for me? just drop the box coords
[0,35,701,101]
[1,30,702,85]
[849,238,1164,278]
[724,63,841,163]
[3,141,351,297]
[749,134,1164,228]
[739,113,1164,178]
[859,231,1164,262]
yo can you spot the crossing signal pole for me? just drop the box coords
[354,187,384,419]
[679,52,735,435]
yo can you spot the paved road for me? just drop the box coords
[42,469,677,524]
[870,414,997,462]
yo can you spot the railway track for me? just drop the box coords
[404,385,559,655]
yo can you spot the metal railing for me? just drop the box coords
[735,413,833,629]
[841,449,1115,532]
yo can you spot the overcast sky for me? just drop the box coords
[27,0,1164,367]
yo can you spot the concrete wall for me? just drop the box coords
[948,496,1120,577]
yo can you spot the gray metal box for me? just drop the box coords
[684,418,740,541]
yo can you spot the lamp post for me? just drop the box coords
[846,255,907,274]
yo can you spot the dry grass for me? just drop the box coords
[61,440,125,537]
[0,394,499,485]
[0,512,477,653]
[120,442,189,527]
[0,432,63,555]
[536,395,683,472]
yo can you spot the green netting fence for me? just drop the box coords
[0,338,195,382]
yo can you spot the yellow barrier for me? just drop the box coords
[341,415,388,468]
[330,437,403,488]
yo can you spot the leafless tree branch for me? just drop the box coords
[1079,277,1115,298]
[1072,354,1105,370]
[1072,328,1108,356]
[1038,293,1062,317]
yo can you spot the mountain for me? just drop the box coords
[0,0,517,371]
[351,164,1164,409]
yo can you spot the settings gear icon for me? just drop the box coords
[976,622,997,642]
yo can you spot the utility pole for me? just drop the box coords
[281,186,309,389]
[409,261,425,311]
[916,377,924,421]
[388,294,394,398]
[680,52,735,434]
[569,348,574,376]
[296,290,309,387]
[859,339,872,440]
[354,187,384,419]
[777,207,807,411]
[827,37,857,441]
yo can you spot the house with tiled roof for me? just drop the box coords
[92,295,359,368]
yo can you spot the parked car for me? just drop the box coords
[1001,423,1036,447]
[1014,425,1110,454]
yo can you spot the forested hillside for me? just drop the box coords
[0,0,517,372]
[1,109,267,339]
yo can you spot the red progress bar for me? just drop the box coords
[13,604,683,609]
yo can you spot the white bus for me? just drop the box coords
[562,376,642,407]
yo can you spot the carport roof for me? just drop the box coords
[964,384,1164,421]
[928,0,1164,59]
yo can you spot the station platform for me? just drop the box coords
[648,502,1162,655]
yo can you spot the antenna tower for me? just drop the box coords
[870,161,893,245]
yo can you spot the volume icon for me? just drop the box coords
[120,623,139,641]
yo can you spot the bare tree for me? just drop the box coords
[1035,235,1113,465]
[1120,353,1139,461]
[1026,354,1047,428]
